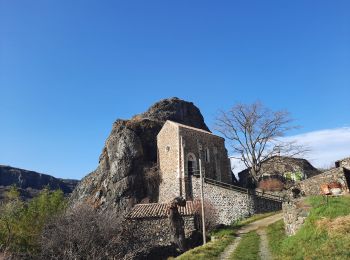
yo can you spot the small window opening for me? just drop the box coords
[205,148,210,163]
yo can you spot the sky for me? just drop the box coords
[1,1,349,180]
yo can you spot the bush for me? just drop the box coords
[0,187,66,257]
[194,199,218,232]
[258,178,284,191]
[39,205,137,260]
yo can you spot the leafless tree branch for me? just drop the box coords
[215,101,308,183]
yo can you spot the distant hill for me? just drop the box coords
[0,165,79,200]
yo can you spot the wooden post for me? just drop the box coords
[199,159,206,244]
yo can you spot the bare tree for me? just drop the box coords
[194,199,218,232]
[215,101,306,183]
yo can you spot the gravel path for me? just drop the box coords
[219,213,283,260]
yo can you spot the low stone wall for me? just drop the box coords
[129,215,197,248]
[298,168,348,195]
[191,177,282,225]
[282,199,310,236]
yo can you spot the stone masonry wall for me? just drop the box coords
[179,126,231,184]
[129,215,197,252]
[298,167,349,195]
[282,199,310,236]
[158,121,233,203]
[191,177,282,225]
[337,157,350,169]
[158,121,181,203]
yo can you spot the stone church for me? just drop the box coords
[124,119,282,257]
[157,120,232,203]
[127,120,281,227]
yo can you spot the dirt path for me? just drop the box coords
[219,213,283,260]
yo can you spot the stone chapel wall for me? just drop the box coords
[191,177,282,225]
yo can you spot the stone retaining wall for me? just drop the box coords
[298,167,348,195]
[129,215,198,249]
[126,215,200,259]
[282,199,310,236]
[191,177,282,225]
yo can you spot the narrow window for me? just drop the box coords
[205,148,210,163]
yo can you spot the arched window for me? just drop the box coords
[186,153,197,176]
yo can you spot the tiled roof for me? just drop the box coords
[126,201,199,219]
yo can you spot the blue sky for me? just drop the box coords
[1,1,349,179]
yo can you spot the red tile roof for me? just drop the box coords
[126,201,199,219]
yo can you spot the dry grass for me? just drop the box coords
[316,215,350,236]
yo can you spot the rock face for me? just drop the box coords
[0,165,79,200]
[70,97,209,214]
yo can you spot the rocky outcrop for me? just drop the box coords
[0,165,79,200]
[139,98,210,132]
[70,97,210,214]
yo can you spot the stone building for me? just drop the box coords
[335,157,350,169]
[157,120,232,203]
[238,156,320,188]
[298,156,350,195]
[155,120,282,224]
[122,120,282,258]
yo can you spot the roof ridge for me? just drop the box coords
[166,120,223,138]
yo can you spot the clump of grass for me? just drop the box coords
[266,220,286,257]
[230,231,260,260]
[176,230,235,260]
[267,196,350,260]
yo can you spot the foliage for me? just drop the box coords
[284,171,303,182]
[194,199,218,232]
[229,231,260,260]
[267,196,350,260]
[0,187,66,256]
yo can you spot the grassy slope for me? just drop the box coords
[175,211,278,260]
[229,231,260,260]
[267,196,350,260]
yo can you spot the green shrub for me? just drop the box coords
[0,187,67,255]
